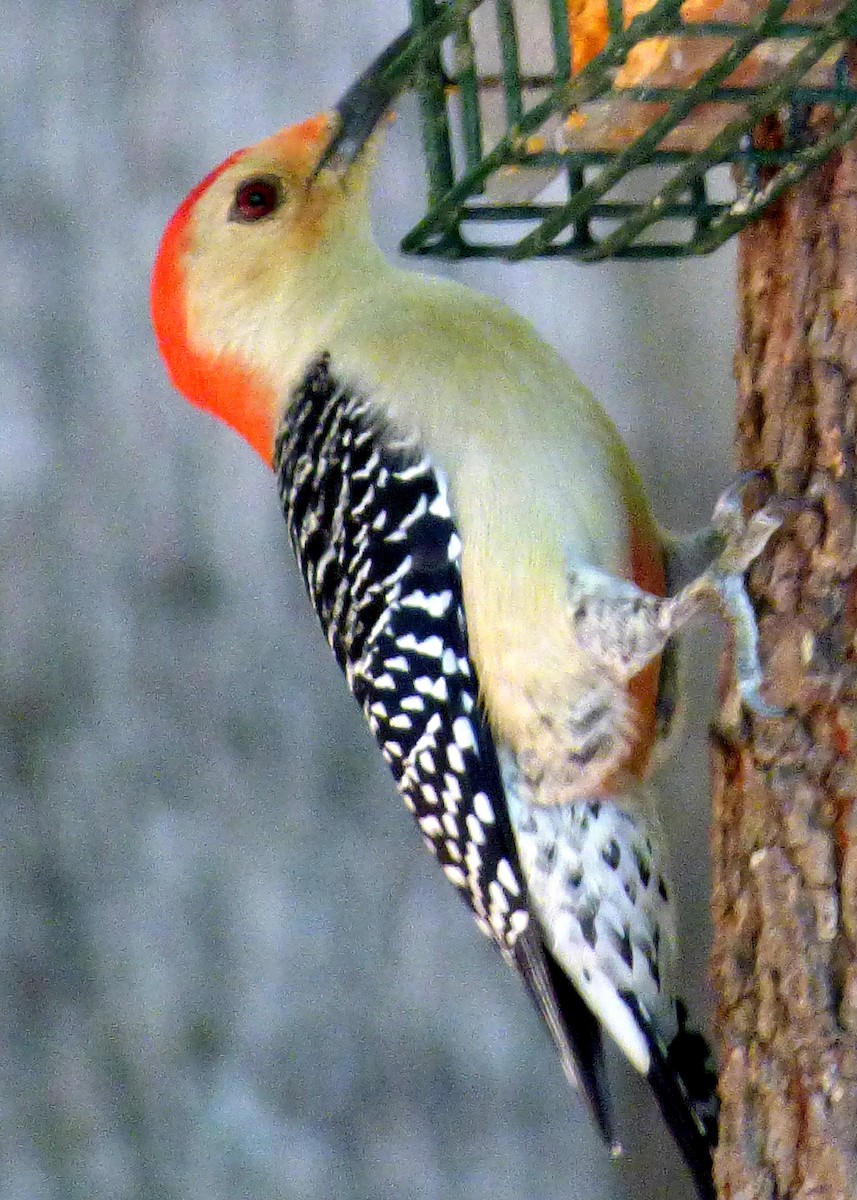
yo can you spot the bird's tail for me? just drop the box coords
[513,931,618,1150]
[635,995,719,1200]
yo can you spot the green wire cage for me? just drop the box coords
[388,0,857,260]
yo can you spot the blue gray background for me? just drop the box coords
[3,2,735,1197]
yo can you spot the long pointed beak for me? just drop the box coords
[314,28,414,178]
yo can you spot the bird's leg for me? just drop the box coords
[663,471,767,591]
[568,481,789,717]
[647,471,762,745]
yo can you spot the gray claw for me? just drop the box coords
[710,470,770,542]
[675,477,794,720]
[717,504,785,574]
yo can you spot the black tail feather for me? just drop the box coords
[542,946,617,1149]
[635,997,719,1200]
[511,929,717,1196]
[513,932,616,1149]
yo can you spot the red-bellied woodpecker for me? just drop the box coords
[151,34,783,1200]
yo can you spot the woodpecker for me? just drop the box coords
[151,32,783,1200]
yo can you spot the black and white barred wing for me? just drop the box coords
[276,356,526,950]
[352,461,529,948]
[275,356,613,1138]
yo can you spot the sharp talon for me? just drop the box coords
[711,488,746,538]
[692,475,795,721]
[710,470,772,541]
[725,492,808,572]
[741,505,784,550]
[715,513,778,575]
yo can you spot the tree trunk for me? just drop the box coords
[711,110,857,1199]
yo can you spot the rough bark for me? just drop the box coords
[712,113,857,1199]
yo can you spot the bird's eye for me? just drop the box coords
[231,176,282,223]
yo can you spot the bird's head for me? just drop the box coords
[152,33,407,464]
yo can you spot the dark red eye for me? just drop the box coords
[231,176,282,223]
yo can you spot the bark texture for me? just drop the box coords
[712,115,857,1200]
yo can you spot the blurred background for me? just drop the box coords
[2,2,736,1197]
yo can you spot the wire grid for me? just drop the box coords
[399,0,857,260]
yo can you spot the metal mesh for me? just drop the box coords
[396,0,857,260]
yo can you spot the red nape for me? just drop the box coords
[150,149,277,465]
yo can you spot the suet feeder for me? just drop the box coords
[383,0,857,260]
